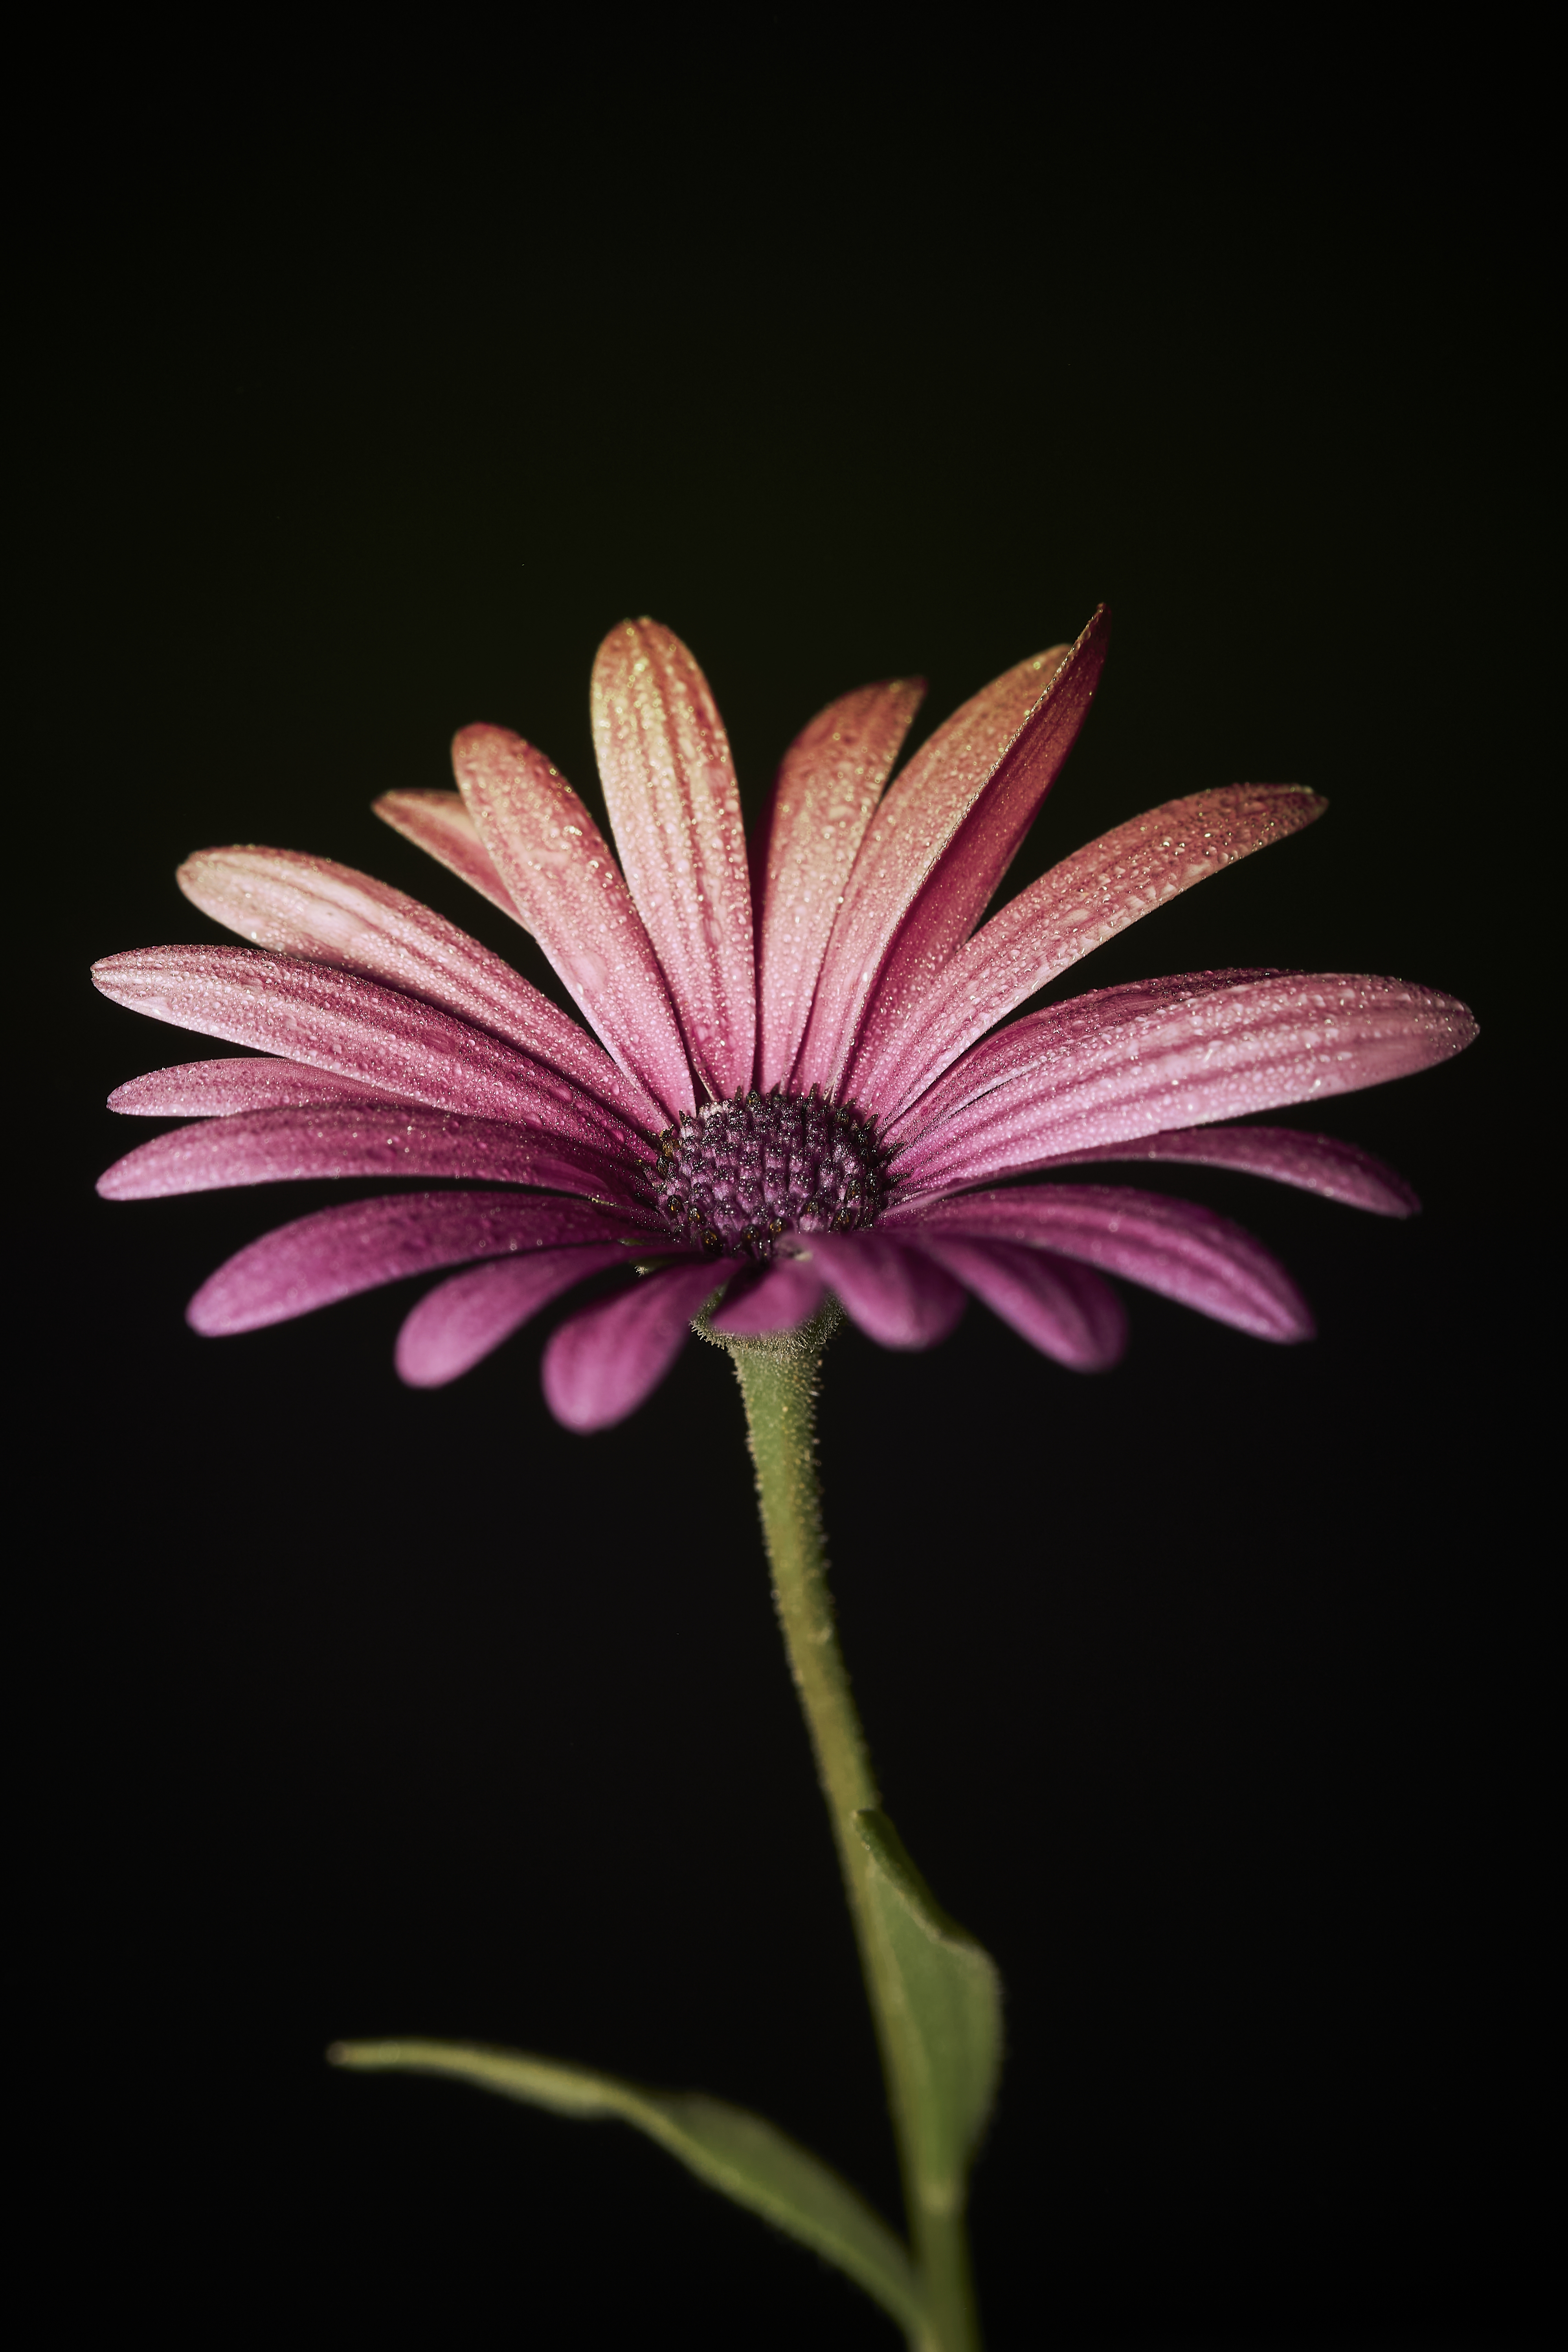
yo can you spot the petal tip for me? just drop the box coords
[450,720,508,760]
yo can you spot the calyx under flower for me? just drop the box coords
[653,1087,892,1258]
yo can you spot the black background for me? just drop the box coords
[18,33,1553,2350]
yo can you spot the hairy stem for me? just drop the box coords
[709,1306,980,2352]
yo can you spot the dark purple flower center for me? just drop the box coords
[652,1088,892,1258]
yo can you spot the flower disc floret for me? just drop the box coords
[653,1088,892,1258]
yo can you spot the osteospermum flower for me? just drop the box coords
[94,611,1476,1430]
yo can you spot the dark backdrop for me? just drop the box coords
[18,40,1552,2350]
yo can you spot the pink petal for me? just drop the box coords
[373,788,525,921]
[798,610,1107,1095]
[1037,1123,1420,1215]
[177,845,666,1135]
[396,1245,632,1388]
[887,1184,1313,1342]
[707,1253,826,1337]
[799,1232,966,1350]
[590,621,756,1099]
[97,1104,648,1203]
[907,1234,1126,1370]
[751,679,925,1091]
[92,946,652,1161]
[854,784,1326,1117]
[542,1255,738,1432]
[890,969,1477,1193]
[188,1192,655,1335]
[108,1059,412,1117]
[452,723,695,1117]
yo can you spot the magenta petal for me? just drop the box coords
[801,1232,966,1350]
[751,679,925,1092]
[91,946,651,1160]
[108,1059,413,1117]
[799,609,1107,1094]
[396,1244,631,1388]
[542,1256,739,1432]
[855,784,1326,1116]
[373,788,527,922]
[707,1254,826,1337]
[187,1192,655,1335]
[590,621,756,1100]
[909,1234,1126,1369]
[1037,1124,1421,1215]
[452,723,695,1117]
[890,969,1478,1191]
[177,845,664,1133]
[97,1104,649,1203]
[889,1183,1313,1342]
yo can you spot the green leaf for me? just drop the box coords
[328,2038,923,2335]
[851,1810,1003,2214]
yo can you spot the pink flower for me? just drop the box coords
[94,612,1476,1431]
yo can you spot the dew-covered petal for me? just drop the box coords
[752,679,925,1092]
[178,845,665,1133]
[452,723,695,1117]
[97,1103,647,1203]
[542,1255,737,1432]
[856,785,1326,1116]
[799,610,1107,1094]
[108,1059,412,1117]
[373,788,525,921]
[395,1244,632,1388]
[1037,1123,1420,1215]
[92,946,650,1160]
[907,1235,1126,1369]
[590,620,756,1100]
[800,1232,966,1350]
[187,1192,653,1335]
[707,1253,827,1337]
[890,969,1477,1193]
[887,1183,1313,1342]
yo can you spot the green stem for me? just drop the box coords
[708,1306,981,2352]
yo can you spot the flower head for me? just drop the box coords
[95,612,1476,1429]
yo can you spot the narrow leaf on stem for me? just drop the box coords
[851,1811,1004,2212]
[327,2038,923,2335]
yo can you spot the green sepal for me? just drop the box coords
[328,2038,923,2335]
[850,1810,1003,2214]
